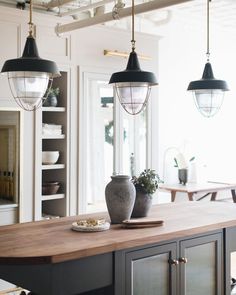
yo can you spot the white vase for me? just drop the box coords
[188,162,198,183]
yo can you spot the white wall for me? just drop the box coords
[0,6,160,222]
[158,16,236,199]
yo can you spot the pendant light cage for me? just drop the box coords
[7,72,52,111]
[193,89,225,118]
[1,0,60,111]
[109,0,157,115]
[115,82,151,115]
[187,0,229,117]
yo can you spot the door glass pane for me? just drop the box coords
[132,253,169,295]
[86,80,114,213]
[185,242,215,295]
[231,252,236,294]
[123,110,147,176]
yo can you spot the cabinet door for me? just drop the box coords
[225,227,236,295]
[179,233,222,295]
[125,243,177,295]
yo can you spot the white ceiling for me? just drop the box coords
[1,0,236,33]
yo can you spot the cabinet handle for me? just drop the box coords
[169,259,179,265]
[179,257,188,264]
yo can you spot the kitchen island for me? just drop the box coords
[0,202,236,295]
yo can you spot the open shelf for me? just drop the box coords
[41,193,65,201]
[42,164,65,170]
[42,107,66,112]
[42,134,65,139]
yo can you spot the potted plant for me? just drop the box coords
[131,169,162,217]
[43,87,60,107]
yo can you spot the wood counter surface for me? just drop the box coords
[1,202,236,265]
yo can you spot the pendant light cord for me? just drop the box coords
[131,0,136,51]
[206,0,211,61]
[28,0,34,37]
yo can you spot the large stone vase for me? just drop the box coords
[105,175,135,224]
[131,187,152,218]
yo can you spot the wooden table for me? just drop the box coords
[159,182,236,202]
[1,202,236,294]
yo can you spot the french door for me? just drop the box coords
[79,70,151,213]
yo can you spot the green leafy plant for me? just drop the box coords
[132,169,163,195]
[47,87,60,97]
[174,156,195,168]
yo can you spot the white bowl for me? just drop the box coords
[42,151,59,165]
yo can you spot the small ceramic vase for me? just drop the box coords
[43,95,58,107]
[178,168,188,185]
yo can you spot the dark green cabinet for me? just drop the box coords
[116,232,223,295]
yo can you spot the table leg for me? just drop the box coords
[231,190,236,203]
[187,192,194,201]
[171,191,177,202]
[210,192,217,201]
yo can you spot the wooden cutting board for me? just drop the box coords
[122,218,164,228]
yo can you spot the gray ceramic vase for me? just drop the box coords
[178,168,188,185]
[131,187,152,218]
[105,175,135,224]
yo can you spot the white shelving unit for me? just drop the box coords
[34,70,70,221]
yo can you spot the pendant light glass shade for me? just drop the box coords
[188,62,229,117]
[1,2,60,111]
[187,0,229,117]
[110,51,157,115]
[8,71,50,110]
[109,0,157,115]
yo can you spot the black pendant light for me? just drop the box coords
[109,0,158,115]
[1,0,60,111]
[187,0,229,118]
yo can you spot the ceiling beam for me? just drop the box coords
[56,0,194,34]
[47,0,74,9]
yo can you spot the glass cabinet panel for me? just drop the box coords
[132,253,169,295]
[185,242,215,295]
[231,252,236,294]
[180,233,222,295]
[226,227,236,295]
[125,243,176,295]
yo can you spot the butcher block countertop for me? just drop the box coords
[1,202,236,265]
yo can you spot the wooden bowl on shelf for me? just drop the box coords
[42,182,60,195]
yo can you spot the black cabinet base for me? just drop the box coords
[80,285,113,295]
